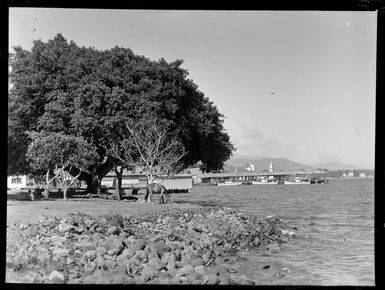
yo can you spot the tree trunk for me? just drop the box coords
[44,170,50,199]
[65,156,115,194]
[85,177,100,194]
[63,188,68,201]
[118,174,123,199]
[114,166,124,200]
[43,188,50,199]
[115,177,121,200]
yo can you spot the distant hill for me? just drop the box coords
[231,153,262,160]
[225,155,316,171]
[225,154,261,167]
[225,155,363,171]
[312,162,361,170]
[256,157,316,171]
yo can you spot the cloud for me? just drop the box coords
[225,117,286,157]
[289,143,342,165]
[317,145,342,163]
[225,117,342,165]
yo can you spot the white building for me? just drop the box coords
[268,161,275,180]
[246,164,255,172]
[7,175,27,189]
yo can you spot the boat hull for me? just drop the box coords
[284,181,310,185]
[252,181,278,185]
[217,182,242,186]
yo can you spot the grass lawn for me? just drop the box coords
[6,197,201,226]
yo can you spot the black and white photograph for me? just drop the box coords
[7,6,377,286]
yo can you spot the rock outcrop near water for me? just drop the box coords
[6,207,292,284]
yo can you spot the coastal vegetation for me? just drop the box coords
[8,34,235,194]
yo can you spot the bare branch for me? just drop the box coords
[116,120,187,180]
[47,169,61,186]
[67,170,82,188]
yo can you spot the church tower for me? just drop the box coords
[269,161,274,173]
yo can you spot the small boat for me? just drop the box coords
[284,180,298,184]
[217,181,242,186]
[313,177,328,184]
[284,181,310,185]
[252,177,268,185]
[284,178,310,185]
[241,180,252,185]
[266,180,278,185]
[252,180,267,185]
[252,180,278,185]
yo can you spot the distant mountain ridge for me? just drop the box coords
[225,155,315,171]
[226,155,362,171]
[312,162,360,170]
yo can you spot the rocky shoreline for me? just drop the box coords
[6,206,295,284]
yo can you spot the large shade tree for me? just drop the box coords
[8,34,235,193]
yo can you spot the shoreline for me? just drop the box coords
[6,202,294,284]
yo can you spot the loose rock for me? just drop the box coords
[176,264,194,277]
[84,250,97,261]
[140,266,156,282]
[48,270,65,282]
[107,226,119,235]
[7,207,292,284]
[147,257,164,271]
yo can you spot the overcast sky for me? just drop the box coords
[9,9,377,168]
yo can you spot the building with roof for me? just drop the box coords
[7,175,28,190]
[194,167,327,185]
[102,169,193,192]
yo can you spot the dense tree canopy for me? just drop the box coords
[26,131,98,173]
[8,34,235,192]
[26,131,98,199]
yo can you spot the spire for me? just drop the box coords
[269,161,274,173]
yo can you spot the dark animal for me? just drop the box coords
[144,183,170,204]
[132,188,139,195]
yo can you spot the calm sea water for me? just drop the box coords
[173,178,374,285]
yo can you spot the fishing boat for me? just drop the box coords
[310,177,329,184]
[217,181,242,186]
[266,180,278,185]
[241,180,252,185]
[252,179,278,185]
[252,180,267,185]
[284,177,310,184]
[252,176,278,185]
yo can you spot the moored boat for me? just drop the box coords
[266,180,278,185]
[284,177,310,184]
[252,180,268,185]
[217,181,242,186]
[241,180,252,185]
[252,180,278,185]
